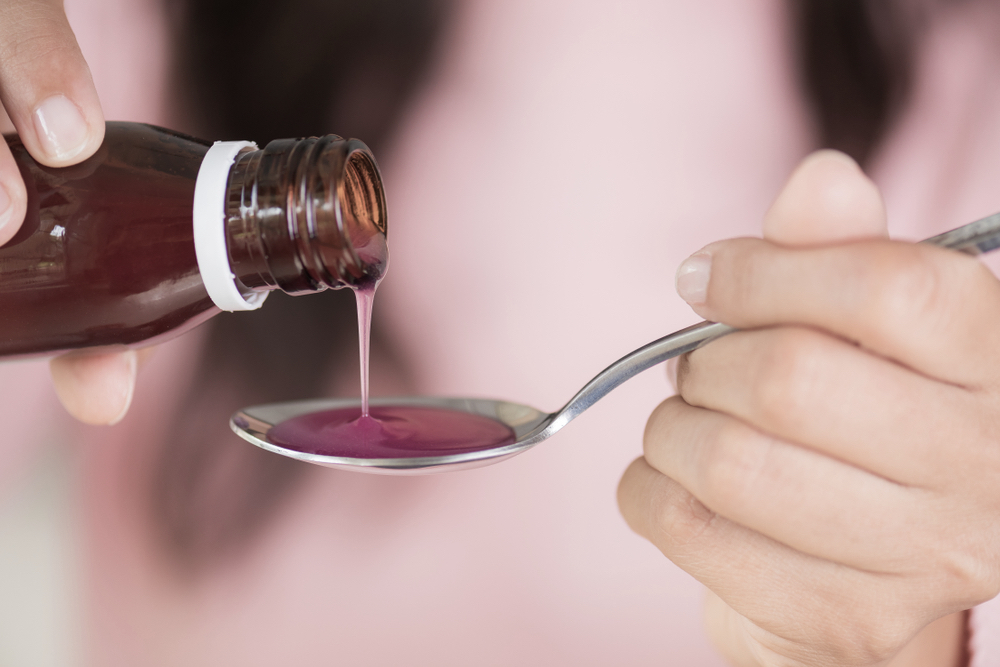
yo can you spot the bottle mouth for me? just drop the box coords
[336,146,388,288]
[225,135,389,295]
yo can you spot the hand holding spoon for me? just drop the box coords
[231,211,1000,474]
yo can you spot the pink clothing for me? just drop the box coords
[2,0,995,664]
[973,596,1000,666]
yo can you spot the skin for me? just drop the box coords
[0,0,136,425]
[618,151,992,666]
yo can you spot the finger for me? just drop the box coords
[0,129,28,245]
[0,0,105,167]
[675,236,1000,387]
[679,326,978,486]
[674,149,886,309]
[617,458,946,665]
[676,149,1000,387]
[50,349,137,425]
[762,149,887,246]
[0,108,26,244]
[641,396,924,570]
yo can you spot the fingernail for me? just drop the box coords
[675,251,712,304]
[32,95,89,161]
[108,351,138,425]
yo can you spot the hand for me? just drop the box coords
[618,150,998,666]
[0,0,136,424]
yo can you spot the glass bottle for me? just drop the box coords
[0,121,387,358]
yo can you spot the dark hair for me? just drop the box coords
[788,0,921,166]
[150,0,450,571]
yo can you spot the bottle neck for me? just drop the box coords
[223,135,388,297]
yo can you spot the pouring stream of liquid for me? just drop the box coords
[355,286,375,417]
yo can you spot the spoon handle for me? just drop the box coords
[551,211,1000,430]
[549,320,734,429]
[924,210,1000,255]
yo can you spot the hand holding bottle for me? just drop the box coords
[0,0,136,425]
[618,151,997,666]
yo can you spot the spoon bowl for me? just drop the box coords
[231,212,1000,474]
[233,395,549,474]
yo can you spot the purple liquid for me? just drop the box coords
[268,405,516,459]
[347,219,388,417]
[355,286,375,416]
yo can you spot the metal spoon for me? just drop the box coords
[231,211,1000,474]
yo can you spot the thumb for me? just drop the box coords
[0,0,105,167]
[763,149,887,247]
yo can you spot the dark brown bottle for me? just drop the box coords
[0,121,387,358]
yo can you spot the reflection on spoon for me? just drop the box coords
[231,211,1000,475]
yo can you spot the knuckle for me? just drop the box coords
[863,249,950,334]
[813,602,913,665]
[652,483,717,550]
[931,546,1000,606]
[843,622,913,665]
[0,9,77,75]
[754,601,912,665]
[618,459,716,553]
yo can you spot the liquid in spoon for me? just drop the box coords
[268,405,515,459]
